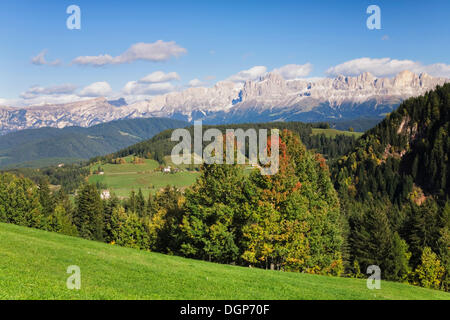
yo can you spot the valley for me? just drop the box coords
[0,117,187,169]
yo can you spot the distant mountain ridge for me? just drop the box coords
[0,71,448,134]
[0,117,187,168]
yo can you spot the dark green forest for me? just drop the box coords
[95,121,359,164]
[333,83,450,290]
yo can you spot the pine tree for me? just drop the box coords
[74,184,104,241]
[127,190,137,213]
[146,193,158,217]
[102,194,121,243]
[349,205,395,279]
[136,188,146,217]
[38,177,54,217]
[390,232,411,281]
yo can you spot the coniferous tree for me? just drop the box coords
[127,190,137,213]
[47,204,78,236]
[74,183,104,241]
[0,173,44,228]
[136,188,146,217]
[102,194,121,243]
[180,161,249,263]
[38,177,54,217]
[146,193,158,217]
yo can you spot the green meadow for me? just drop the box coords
[311,128,364,138]
[0,223,448,300]
[88,156,199,198]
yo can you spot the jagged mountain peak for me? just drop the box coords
[0,71,448,134]
[107,98,128,107]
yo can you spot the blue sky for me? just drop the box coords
[1,0,449,105]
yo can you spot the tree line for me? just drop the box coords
[332,84,450,291]
[0,130,343,276]
[1,127,447,291]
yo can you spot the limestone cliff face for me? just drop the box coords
[0,71,448,134]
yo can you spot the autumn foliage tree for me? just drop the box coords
[179,130,344,274]
[244,130,343,274]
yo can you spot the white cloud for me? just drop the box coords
[227,66,267,83]
[272,63,313,80]
[12,94,85,107]
[122,70,180,96]
[139,71,180,83]
[188,78,204,87]
[326,57,450,78]
[122,81,175,96]
[20,84,77,99]
[12,83,85,106]
[79,82,113,97]
[0,98,10,106]
[419,63,450,78]
[72,41,187,66]
[31,50,61,66]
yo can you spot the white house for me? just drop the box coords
[101,190,111,200]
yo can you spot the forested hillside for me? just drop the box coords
[0,118,187,168]
[332,83,450,290]
[0,130,344,276]
[3,122,361,195]
[96,121,360,164]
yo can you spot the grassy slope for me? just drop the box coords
[1,157,85,169]
[0,223,448,300]
[88,156,199,198]
[311,128,364,138]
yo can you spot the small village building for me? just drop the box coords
[101,190,111,200]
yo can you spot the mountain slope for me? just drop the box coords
[333,83,450,202]
[1,222,448,300]
[99,121,361,164]
[1,71,448,134]
[330,84,449,287]
[0,118,187,168]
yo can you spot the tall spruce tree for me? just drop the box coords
[136,188,146,217]
[74,183,104,241]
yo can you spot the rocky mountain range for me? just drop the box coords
[0,70,448,135]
